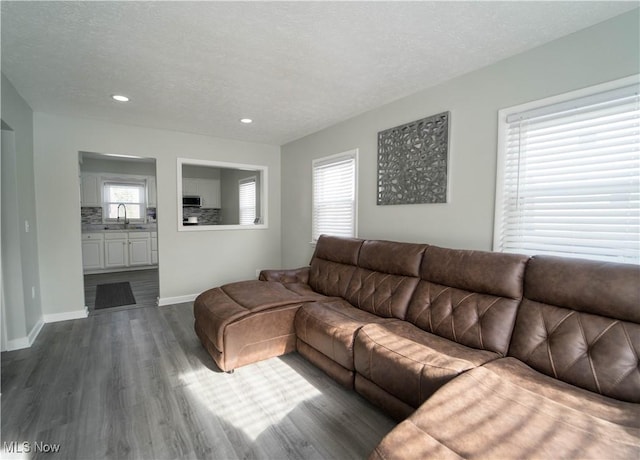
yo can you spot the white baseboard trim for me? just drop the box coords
[158,294,198,306]
[6,336,30,351]
[4,308,88,352]
[5,318,45,351]
[43,307,89,323]
[28,319,45,345]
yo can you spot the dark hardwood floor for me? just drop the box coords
[1,303,395,459]
[84,269,159,314]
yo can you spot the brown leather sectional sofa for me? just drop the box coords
[194,235,640,459]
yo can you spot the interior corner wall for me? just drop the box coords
[32,113,281,316]
[1,73,43,349]
[280,9,640,268]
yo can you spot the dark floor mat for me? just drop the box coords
[95,282,136,309]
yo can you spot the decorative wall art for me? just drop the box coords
[377,111,450,205]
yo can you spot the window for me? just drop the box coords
[239,177,257,225]
[312,150,358,243]
[494,77,639,264]
[177,158,268,231]
[103,181,146,222]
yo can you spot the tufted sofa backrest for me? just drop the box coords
[405,246,529,355]
[509,255,640,403]
[344,240,427,319]
[308,235,364,298]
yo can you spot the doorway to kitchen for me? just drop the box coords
[78,151,159,314]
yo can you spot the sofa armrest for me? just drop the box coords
[259,267,310,284]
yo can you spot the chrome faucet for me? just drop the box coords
[116,203,129,228]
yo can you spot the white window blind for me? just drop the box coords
[495,82,640,264]
[312,151,357,243]
[103,181,146,221]
[239,177,256,225]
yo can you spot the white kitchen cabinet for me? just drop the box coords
[183,178,198,196]
[81,174,101,207]
[128,232,151,266]
[104,234,128,268]
[199,178,221,208]
[83,230,157,273]
[81,233,104,270]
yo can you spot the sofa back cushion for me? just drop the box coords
[406,246,529,355]
[509,255,640,403]
[345,240,427,319]
[308,235,364,298]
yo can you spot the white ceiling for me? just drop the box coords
[1,1,636,145]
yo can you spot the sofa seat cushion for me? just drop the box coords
[354,321,499,409]
[295,300,391,370]
[370,357,640,460]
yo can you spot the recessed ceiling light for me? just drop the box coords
[112,94,130,102]
[240,118,253,124]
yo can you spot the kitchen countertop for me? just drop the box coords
[82,224,157,233]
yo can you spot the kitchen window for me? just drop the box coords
[103,181,146,222]
[312,149,358,243]
[494,76,639,264]
[239,177,257,225]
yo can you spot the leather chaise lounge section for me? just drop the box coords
[194,278,331,372]
[194,235,364,372]
[193,235,640,458]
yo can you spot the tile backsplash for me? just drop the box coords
[183,207,221,225]
[81,207,103,224]
[81,206,157,224]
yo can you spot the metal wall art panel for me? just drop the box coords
[377,111,449,205]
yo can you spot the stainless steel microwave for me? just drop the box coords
[183,196,202,207]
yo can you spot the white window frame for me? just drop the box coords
[239,176,257,225]
[494,75,640,264]
[103,179,147,223]
[312,149,358,243]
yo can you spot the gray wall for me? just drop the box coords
[1,73,43,348]
[182,164,221,180]
[80,156,156,176]
[280,10,640,268]
[32,112,281,314]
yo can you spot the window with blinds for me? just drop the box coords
[239,177,257,225]
[494,79,639,264]
[312,150,358,243]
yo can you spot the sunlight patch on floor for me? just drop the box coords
[1,444,31,460]
[179,358,322,441]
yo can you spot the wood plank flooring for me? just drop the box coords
[1,303,396,459]
[84,269,159,314]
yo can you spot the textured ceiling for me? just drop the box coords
[1,1,636,145]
